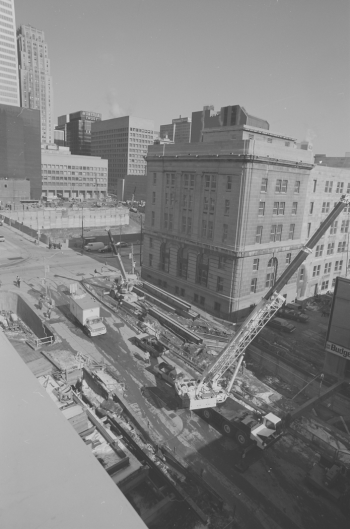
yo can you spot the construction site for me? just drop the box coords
[1,199,350,529]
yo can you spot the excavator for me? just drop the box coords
[175,194,350,450]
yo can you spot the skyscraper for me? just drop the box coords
[17,24,53,143]
[0,0,20,106]
[56,110,102,155]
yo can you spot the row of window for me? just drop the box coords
[315,242,347,256]
[312,260,343,277]
[42,164,106,171]
[158,173,235,192]
[252,254,292,271]
[255,223,295,243]
[324,181,350,194]
[258,201,298,216]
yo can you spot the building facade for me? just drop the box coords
[91,115,156,200]
[0,0,20,106]
[0,178,30,208]
[17,25,53,143]
[56,111,102,156]
[297,157,350,299]
[41,144,108,201]
[0,103,41,199]
[160,116,191,143]
[143,120,313,321]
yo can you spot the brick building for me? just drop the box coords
[142,117,313,321]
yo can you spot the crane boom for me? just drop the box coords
[175,194,350,410]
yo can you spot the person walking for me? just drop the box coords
[16,276,21,288]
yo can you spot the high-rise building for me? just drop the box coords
[56,111,102,156]
[143,107,314,321]
[0,103,41,199]
[0,0,20,106]
[160,116,191,143]
[17,25,54,143]
[91,115,156,200]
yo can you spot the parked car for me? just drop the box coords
[285,302,304,312]
[0,235,5,242]
[98,245,112,253]
[266,317,296,333]
[153,361,185,385]
[115,241,129,248]
[278,308,309,323]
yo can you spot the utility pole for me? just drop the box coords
[139,214,143,267]
[81,206,84,252]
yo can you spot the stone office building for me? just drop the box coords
[142,107,314,321]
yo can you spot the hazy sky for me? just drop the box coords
[15,0,349,155]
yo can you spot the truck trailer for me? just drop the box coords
[69,294,106,337]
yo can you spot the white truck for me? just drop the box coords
[69,294,106,337]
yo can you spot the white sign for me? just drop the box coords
[326,341,350,361]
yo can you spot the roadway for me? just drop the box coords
[0,224,347,529]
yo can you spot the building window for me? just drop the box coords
[292,202,298,215]
[177,247,189,279]
[261,178,268,193]
[202,219,207,237]
[322,201,330,213]
[250,278,257,293]
[324,262,332,274]
[180,288,185,296]
[325,181,333,193]
[281,180,288,193]
[153,172,157,184]
[258,201,265,216]
[169,213,173,231]
[270,224,282,242]
[275,179,288,193]
[203,196,208,211]
[159,243,170,272]
[275,179,282,193]
[196,253,209,287]
[334,260,343,272]
[294,181,300,193]
[149,237,153,248]
[330,221,338,235]
[332,278,336,288]
[222,224,228,242]
[218,256,226,269]
[194,294,198,303]
[224,200,230,215]
[288,224,295,240]
[152,191,156,205]
[309,202,314,214]
[208,220,214,239]
[151,211,155,226]
[217,276,223,292]
[175,286,179,295]
[226,176,232,191]
[171,173,175,186]
[341,220,349,233]
[336,182,344,194]
[299,268,304,281]
[164,212,168,229]
[149,254,153,267]
[313,265,320,277]
[200,296,205,306]
[338,241,346,253]
[265,273,275,288]
[210,197,215,212]
[214,302,221,312]
[327,243,334,255]
[253,258,259,271]
[273,202,285,215]
[256,226,263,244]
[307,223,312,237]
[321,280,329,291]
[286,253,291,264]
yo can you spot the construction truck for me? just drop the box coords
[69,294,106,337]
[106,227,138,285]
[134,333,169,358]
[175,194,350,450]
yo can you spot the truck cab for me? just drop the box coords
[134,333,169,358]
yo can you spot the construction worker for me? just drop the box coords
[16,276,21,288]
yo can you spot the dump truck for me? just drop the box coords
[69,294,106,337]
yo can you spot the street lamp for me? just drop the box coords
[43,251,63,299]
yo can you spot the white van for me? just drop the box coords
[84,242,104,252]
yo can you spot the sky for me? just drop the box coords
[14,0,350,155]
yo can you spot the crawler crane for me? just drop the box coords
[175,195,350,449]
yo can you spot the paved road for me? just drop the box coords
[0,225,348,529]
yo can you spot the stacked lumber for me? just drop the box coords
[62,405,88,434]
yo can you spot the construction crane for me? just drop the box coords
[175,194,350,412]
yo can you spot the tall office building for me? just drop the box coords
[0,0,20,106]
[56,110,102,155]
[159,116,191,143]
[17,24,53,143]
[91,115,156,200]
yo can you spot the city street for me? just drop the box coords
[0,224,348,529]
